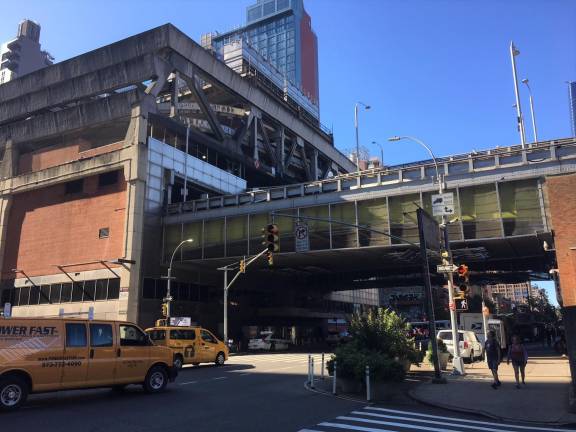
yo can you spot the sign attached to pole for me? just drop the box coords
[431,192,455,217]
[436,264,459,273]
[295,223,310,252]
[3,302,11,318]
[455,298,469,311]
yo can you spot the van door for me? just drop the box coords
[61,322,89,389]
[199,329,219,362]
[115,323,151,384]
[87,322,116,386]
[169,328,198,365]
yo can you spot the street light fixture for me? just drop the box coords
[388,135,465,376]
[165,239,194,321]
[521,78,539,143]
[371,141,384,166]
[354,102,371,172]
[388,136,442,192]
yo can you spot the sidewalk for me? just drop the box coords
[410,348,576,425]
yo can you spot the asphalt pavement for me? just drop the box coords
[2,352,574,431]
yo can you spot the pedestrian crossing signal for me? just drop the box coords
[267,251,274,266]
[239,259,246,273]
[161,303,168,317]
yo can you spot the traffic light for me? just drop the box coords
[267,251,274,266]
[456,264,469,298]
[262,224,280,253]
[239,258,246,273]
[161,303,168,317]
[457,264,469,281]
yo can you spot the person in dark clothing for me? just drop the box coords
[485,330,502,389]
[507,334,528,389]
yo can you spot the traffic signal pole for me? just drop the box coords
[443,224,465,375]
[220,248,268,344]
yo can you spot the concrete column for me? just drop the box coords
[0,139,17,281]
[121,102,152,324]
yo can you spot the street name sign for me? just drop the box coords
[436,264,459,273]
[431,192,455,217]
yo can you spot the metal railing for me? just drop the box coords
[165,137,576,216]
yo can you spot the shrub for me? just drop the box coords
[326,308,418,383]
[425,338,450,364]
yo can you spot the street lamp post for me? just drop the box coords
[165,239,194,321]
[371,141,384,166]
[388,136,465,375]
[354,102,371,172]
[521,79,539,143]
[510,42,526,148]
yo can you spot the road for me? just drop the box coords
[2,353,574,431]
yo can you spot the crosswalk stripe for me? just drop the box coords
[337,416,466,432]
[319,422,396,431]
[364,407,575,431]
[350,411,519,432]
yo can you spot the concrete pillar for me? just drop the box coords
[0,140,17,281]
[121,102,152,324]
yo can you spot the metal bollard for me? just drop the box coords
[366,365,371,402]
[332,360,337,395]
[321,353,325,380]
[310,357,315,389]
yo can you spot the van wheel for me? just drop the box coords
[173,355,184,370]
[143,366,168,393]
[0,376,28,411]
[215,352,225,366]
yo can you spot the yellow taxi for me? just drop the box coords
[0,317,177,411]
[145,325,228,369]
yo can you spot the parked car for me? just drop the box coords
[248,331,290,351]
[326,330,351,347]
[437,330,483,362]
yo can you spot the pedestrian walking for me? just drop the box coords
[507,335,528,389]
[485,330,502,389]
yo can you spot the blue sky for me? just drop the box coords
[2,0,571,304]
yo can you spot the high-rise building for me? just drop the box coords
[0,19,53,85]
[202,0,319,118]
[569,81,576,137]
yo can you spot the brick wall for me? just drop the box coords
[2,170,127,278]
[547,173,576,307]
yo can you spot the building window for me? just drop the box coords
[99,228,109,239]
[65,179,84,194]
[98,171,119,187]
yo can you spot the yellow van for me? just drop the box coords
[0,317,177,411]
[145,326,228,369]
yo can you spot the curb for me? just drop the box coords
[303,380,371,405]
[408,386,576,427]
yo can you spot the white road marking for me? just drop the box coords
[178,381,198,385]
[319,422,395,431]
[211,377,227,381]
[364,407,576,431]
[350,412,519,432]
